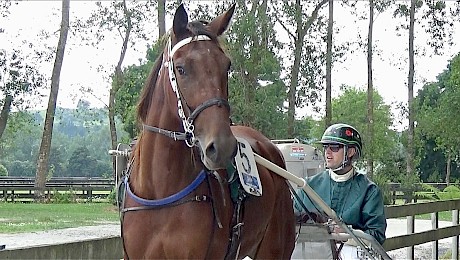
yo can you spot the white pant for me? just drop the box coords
[340,244,361,259]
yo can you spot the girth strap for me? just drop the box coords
[225,186,247,260]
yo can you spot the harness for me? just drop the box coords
[119,34,245,260]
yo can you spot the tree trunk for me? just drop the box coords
[158,0,165,38]
[407,0,416,179]
[0,94,12,140]
[35,0,70,201]
[325,0,333,130]
[287,0,328,136]
[446,153,451,185]
[366,0,375,179]
[109,0,132,178]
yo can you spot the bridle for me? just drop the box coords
[143,35,231,147]
[121,34,233,259]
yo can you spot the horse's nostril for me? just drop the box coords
[206,142,217,161]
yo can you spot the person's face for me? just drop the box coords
[323,143,345,169]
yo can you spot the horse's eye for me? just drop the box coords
[176,66,185,75]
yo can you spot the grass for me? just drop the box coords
[0,202,119,234]
[416,211,453,221]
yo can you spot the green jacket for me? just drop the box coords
[294,170,387,244]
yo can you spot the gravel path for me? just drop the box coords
[385,219,453,260]
[0,224,120,250]
[0,219,455,259]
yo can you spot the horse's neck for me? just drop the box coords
[132,133,200,199]
[132,100,201,199]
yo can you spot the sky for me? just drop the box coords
[1,1,459,129]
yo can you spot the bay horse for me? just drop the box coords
[120,3,295,259]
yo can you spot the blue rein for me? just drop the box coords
[125,170,207,207]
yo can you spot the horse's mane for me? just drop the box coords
[136,20,221,124]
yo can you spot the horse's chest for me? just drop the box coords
[123,206,230,259]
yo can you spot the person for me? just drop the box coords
[294,123,387,257]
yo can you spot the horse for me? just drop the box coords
[120,4,295,259]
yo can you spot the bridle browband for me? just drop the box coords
[143,35,231,147]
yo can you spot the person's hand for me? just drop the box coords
[332,224,345,234]
[328,220,345,234]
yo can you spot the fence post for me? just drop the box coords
[88,188,92,202]
[453,209,459,260]
[407,215,415,259]
[431,212,439,259]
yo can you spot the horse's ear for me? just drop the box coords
[173,4,189,38]
[208,3,236,36]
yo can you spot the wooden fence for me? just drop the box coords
[0,177,114,202]
[387,182,448,204]
[0,177,459,259]
[383,198,460,259]
[1,178,447,203]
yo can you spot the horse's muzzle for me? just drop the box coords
[200,135,237,170]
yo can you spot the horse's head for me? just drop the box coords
[163,4,237,170]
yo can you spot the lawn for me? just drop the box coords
[0,202,119,234]
[416,211,454,221]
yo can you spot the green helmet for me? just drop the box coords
[320,123,362,159]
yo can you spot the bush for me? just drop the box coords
[52,189,77,203]
[415,183,460,200]
[107,186,117,206]
[0,164,8,176]
[372,173,392,205]
[438,185,460,200]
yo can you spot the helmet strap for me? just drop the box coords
[331,145,352,174]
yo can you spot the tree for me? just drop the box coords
[35,0,70,201]
[273,0,329,137]
[108,0,132,161]
[78,0,155,177]
[406,0,416,182]
[0,1,16,22]
[303,86,402,182]
[416,53,460,184]
[366,0,375,179]
[328,87,397,172]
[0,49,45,140]
[158,0,166,38]
[392,1,459,185]
[0,164,7,176]
[67,146,97,177]
[114,43,161,139]
[216,0,287,138]
[325,0,333,129]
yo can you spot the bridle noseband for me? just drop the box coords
[144,35,231,147]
